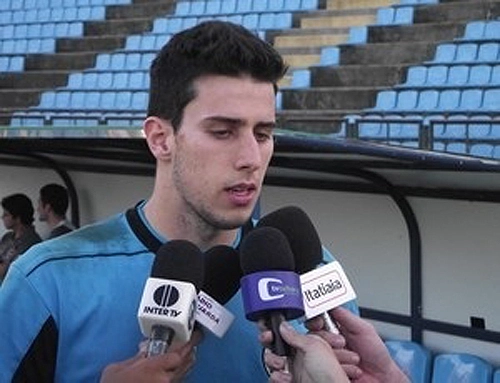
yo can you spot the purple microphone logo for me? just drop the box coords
[258,277,285,301]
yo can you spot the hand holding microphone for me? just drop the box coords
[257,206,357,334]
[239,226,305,365]
[137,240,205,357]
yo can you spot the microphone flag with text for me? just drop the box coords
[196,245,242,338]
[257,206,356,332]
[137,240,205,357]
[239,226,305,357]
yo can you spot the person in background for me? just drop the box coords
[37,183,73,239]
[0,21,357,382]
[0,193,41,282]
[261,307,409,383]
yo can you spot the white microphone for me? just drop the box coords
[137,240,205,357]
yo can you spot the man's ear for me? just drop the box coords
[143,117,175,160]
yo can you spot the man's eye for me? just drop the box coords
[212,130,231,138]
[255,131,272,142]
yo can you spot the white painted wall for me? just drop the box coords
[1,164,499,365]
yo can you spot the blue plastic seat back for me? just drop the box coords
[385,340,431,383]
[494,369,500,383]
[431,353,493,383]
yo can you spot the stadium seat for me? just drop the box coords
[468,65,491,85]
[482,89,500,110]
[433,44,456,63]
[463,21,486,40]
[470,143,494,157]
[404,66,427,87]
[416,89,439,110]
[455,43,478,63]
[373,90,397,110]
[477,42,499,62]
[438,89,461,110]
[431,353,493,383]
[447,65,469,86]
[494,369,500,382]
[426,65,448,85]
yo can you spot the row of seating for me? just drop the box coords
[432,42,500,64]
[0,37,56,54]
[0,0,129,11]
[460,20,500,42]
[173,0,318,16]
[0,6,105,24]
[152,12,293,35]
[94,52,155,71]
[66,70,149,90]
[35,90,148,111]
[372,88,500,112]
[0,55,24,72]
[400,64,500,88]
[386,340,499,383]
[0,21,84,40]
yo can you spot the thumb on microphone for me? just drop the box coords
[265,321,349,383]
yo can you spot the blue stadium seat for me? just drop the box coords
[318,47,340,66]
[236,0,252,12]
[376,8,395,26]
[394,7,413,25]
[446,142,467,154]
[220,0,237,13]
[433,44,456,63]
[455,43,478,62]
[468,65,491,85]
[463,21,486,40]
[459,89,483,110]
[373,90,397,110]
[470,143,494,157]
[441,114,467,138]
[477,42,499,62]
[482,89,500,110]
[484,20,500,41]
[396,90,418,110]
[358,114,387,139]
[469,116,492,138]
[494,368,500,382]
[437,89,460,110]
[416,89,439,110]
[447,65,469,86]
[427,65,448,86]
[431,353,493,383]
[404,66,427,86]
[290,69,311,88]
[205,1,222,14]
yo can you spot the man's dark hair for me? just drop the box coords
[1,193,35,226]
[147,20,288,130]
[40,183,69,217]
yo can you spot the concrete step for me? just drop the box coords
[278,109,355,134]
[0,71,69,90]
[57,35,127,53]
[326,0,398,10]
[368,22,465,44]
[106,1,175,20]
[415,1,500,23]
[273,29,349,48]
[339,41,437,65]
[24,52,98,71]
[300,13,376,30]
[282,54,321,69]
[310,64,409,87]
[0,89,42,109]
[84,18,154,37]
[281,86,381,110]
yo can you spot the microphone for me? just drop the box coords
[239,226,304,358]
[137,240,205,357]
[257,206,356,333]
[195,245,242,337]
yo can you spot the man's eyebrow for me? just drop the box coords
[204,116,276,128]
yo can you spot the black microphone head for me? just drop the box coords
[203,245,242,304]
[257,206,322,274]
[152,240,205,292]
[240,226,295,275]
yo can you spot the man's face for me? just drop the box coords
[37,199,48,222]
[171,75,276,230]
[1,211,14,230]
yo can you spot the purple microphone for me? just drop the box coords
[239,226,304,357]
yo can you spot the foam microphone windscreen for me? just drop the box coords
[152,240,205,292]
[257,206,322,274]
[240,226,295,274]
[203,245,242,304]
